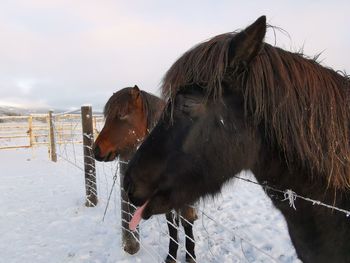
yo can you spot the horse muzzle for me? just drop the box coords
[93,144,117,162]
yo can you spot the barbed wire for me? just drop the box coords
[53,108,81,117]
[154,216,195,262]
[120,219,167,262]
[50,114,169,261]
[48,111,350,262]
[231,174,350,217]
[198,207,279,262]
[102,169,118,222]
[3,108,348,262]
[113,153,350,219]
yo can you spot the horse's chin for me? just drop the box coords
[100,151,119,162]
[141,194,173,219]
[129,196,172,231]
[128,195,147,207]
[141,204,153,220]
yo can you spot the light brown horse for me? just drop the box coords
[93,86,197,263]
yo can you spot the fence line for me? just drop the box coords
[53,108,81,117]
[230,174,350,217]
[57,141,154,258]
[114,171,283,262]
[0,112,103,153]
[198,208,279,262]
[4,107,339,262]
[111,162,350,262]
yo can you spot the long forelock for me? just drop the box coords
[140,91,165,130]
[103,88,165,134]
[161,32,237,101]
[103,89,132,120]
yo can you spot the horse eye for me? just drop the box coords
[181,104,192,114]
[117,114,129,120]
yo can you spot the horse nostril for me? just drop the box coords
[105,151,113,161]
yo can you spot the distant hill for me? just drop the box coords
[0,106,65,116]
[0,106,30,116]
[0,105,103,116]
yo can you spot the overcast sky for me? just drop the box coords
[0,0,349,110]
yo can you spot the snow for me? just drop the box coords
[0,147,301,263]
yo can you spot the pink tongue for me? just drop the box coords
[129,201,149,231]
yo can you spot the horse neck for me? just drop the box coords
[251,141,345,206]
[252,140,350,262]
[140,91,165,131]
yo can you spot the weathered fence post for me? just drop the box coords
[48,110,57,162]
[120,153,140,254]
[81,105,98,207]
[92,116,100,138]
[28,115,34,147]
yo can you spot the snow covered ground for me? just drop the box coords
[0,147,301,263]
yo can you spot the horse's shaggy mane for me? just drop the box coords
[140,91,165,130]
[162,32,350,190]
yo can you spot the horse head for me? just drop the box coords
[124,16,267,218]
[93,85,148,161]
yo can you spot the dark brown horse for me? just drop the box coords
[124,16,350,263]
[93,86,197,263]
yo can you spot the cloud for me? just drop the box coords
[0,1,349,110]
[16,79,37,95]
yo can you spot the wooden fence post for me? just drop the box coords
[119,154,140,254]
[48,110,57,162]
[28,115,34,147]
[92,116,99,138]
[81,105,98,207]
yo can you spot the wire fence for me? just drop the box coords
[0,114,48,150]
[5,106,350,262]
[49,107,300,262]
[0,112,103,153]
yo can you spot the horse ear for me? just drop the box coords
[228,16,266,66]
[131,85,140,99]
